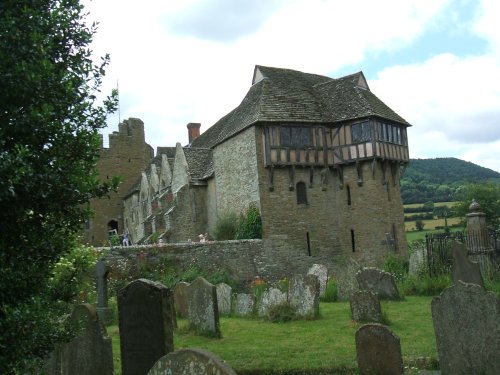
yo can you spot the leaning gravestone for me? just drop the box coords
[289,274,320,318]
[350,290,382,323]
[95,259,113,325]
[355,323,403,375]
[173,281,190,318]
[235,293,255,317]
[356,267,400,300]
[61,304,113,375]
[451,242,484,288]
[409,247,427,276]
[118,279,174,375]
[148,348,237,375]
[337,258,361,301]
[307,264,328,297]
[258,287,287,317]
[186,277,221,338]
[216,283,233,316]
[431,281,499,375]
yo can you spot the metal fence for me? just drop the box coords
[425,229,499,277]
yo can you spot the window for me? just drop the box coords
[378,122,404,145]
[281,127,312,148]
[296,181,308,205]
[351,229,355,252]
[346,185,351,206]
[351,121,372,143]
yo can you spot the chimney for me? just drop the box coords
[187,122,201,143]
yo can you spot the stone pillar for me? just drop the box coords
[465,200,493,278]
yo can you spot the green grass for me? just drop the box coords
[403,201,457,209]
[107,297,437,374]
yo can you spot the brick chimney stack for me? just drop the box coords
[187,123,201,143]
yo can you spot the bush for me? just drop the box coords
[213,212,239,240]
[267,302,297,323]
[383,254,409,283]
[321,278,338,302]
[236,205,262,240]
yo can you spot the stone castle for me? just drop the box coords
[84,65,410,264]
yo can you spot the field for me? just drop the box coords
[107,297,438,375]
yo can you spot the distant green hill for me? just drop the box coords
[400,157,500,204]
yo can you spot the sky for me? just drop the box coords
[83,0,500,173]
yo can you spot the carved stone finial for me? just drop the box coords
[469,199,481,212]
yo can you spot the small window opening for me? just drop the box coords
[347,185,351,206]
[296,181,307,205]
[351,229,356,252]
[306,232,311,256]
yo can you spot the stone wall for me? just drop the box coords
[84,118,154,246]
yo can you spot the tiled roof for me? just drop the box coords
[183,148,214,180]
[190,65,410,149]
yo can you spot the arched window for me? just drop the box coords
[296,181,307,205]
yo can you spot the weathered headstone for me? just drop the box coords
[350,290,382,323]
[288,274,320,318]
[118,279,174,375]
[173,281,190,318]
[95,259,113,325]
[355,323,403,375]
[61,304,113,375]
[409,247,427,276]
[337,258,361,301]
[258,287,287,317]
[451,242,484,288]
[147,348,237,375]
[431,281,499,375]
[307,264,328,297]
[186,277,221,338]
[356,267,400,300]
[235,293,255,317]
[216,283,233,316]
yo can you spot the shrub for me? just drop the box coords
[267,302,297,323]
[321,278,338,302]
[213,212,239,240]
[383,254,409,283]
[236,205,262,240]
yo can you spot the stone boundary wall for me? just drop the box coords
[98,238,363,288]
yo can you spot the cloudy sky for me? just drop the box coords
[83,0,500,172]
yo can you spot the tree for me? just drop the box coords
[415,220,425,231]
[454,183,500,228]
[0,1,117,372]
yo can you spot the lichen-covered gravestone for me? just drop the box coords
[431,281,499,375]
[173,281,190,318]
[350,290,382,323]
[186,277,221,338]
[258,287,287,317]
[336,258,361,301]
[307,264,328,297]
[118,279,174,375]
[235,293,255,317]
[409,247,427,276]
[451,242,484,288]
[95,259,113,325]
[288,274,320,318]
[61,304,113,375]
[356,267,400,300]
[216,282,232,316]
[355,323,403,375]
[147,348,237,375]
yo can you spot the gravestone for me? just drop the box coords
[307,264,328,297]
[173,281,190,318]
[118,279,174,375]
[356,267,400,300]
[216,283,232,316]
[235,293,255,317]
[148,348,237,375]
[186,277,221,337]
[409,247,427,276]
[431,281,499,375]
[337,258,361,300]
[350,290,382,323]
[258,287,287,317]
[451,242,484,288]
[61,304,113,375]
[95,259,113,325]
[288,274,320,318]
[355,323,403,375]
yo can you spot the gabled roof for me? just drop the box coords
[190,65,410,149]
[183,147,213,180]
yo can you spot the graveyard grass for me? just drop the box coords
[108,296,437,374]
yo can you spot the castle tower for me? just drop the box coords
[83,118,154,246]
